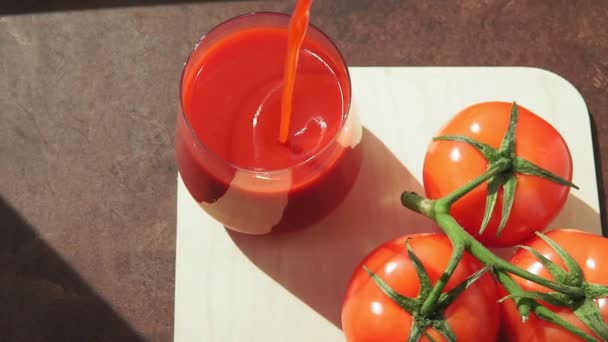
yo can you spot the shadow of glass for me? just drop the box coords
[0,196,145,342]
[0,0,259,15]
[227,127,438,328]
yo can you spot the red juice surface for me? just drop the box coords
[177,17,361,234]
[183,27,346,174]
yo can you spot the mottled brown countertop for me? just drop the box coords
[1,1,607,341]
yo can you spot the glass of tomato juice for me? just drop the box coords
[176,13,362,235]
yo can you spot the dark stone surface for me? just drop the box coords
[1,0,606,340]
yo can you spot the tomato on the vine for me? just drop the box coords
[500,229,608,342]
[423,102,573,247]
[341,233,500,341]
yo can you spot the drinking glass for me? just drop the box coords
[176,13,362,234]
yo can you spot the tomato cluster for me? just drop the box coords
[341,102,607,341]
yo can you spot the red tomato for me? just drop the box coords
[423,102,573,247]
[501,229,608,342]
[341,233,500,341]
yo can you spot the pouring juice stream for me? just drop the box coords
[280,0,313,144]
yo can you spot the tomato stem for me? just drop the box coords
[419,237,466,316]
[466,236,585,297]
[437,265,492,308]
[401,160,512,219]
[402,162,585,298]
[401,192,434,218]
[435,158,512,209]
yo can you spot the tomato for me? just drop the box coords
[501,229,608,342]
[423,101,573,247]
[341,233,500,341]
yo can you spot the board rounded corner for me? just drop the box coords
[521,66,590,113]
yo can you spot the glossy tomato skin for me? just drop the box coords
[423,102,573,247]
[501,229,608,342]
[341,234,500,342]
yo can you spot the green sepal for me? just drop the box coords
[431,318,457,342]
[497,174,517,236]
[515,245,568,283]
[407,317,457,342]
[479,175,502,235]
[514,157,579,189]
[406,318,457,342]
[407,322,425,342]
[433,135,496,160]
[406,239,433,299]
[490,101,517,237]
[421,330,438,342]
[573,298,608,341]
[407,320,457,342]
[363,266,417,312]
[535,232,584,287]
[497,101,519,155]
[479,171,517,238]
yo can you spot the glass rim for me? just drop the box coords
[178,11,353,175]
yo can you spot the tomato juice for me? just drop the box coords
[176,13,362,234]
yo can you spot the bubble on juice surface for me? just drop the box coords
[287,115,328,155]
